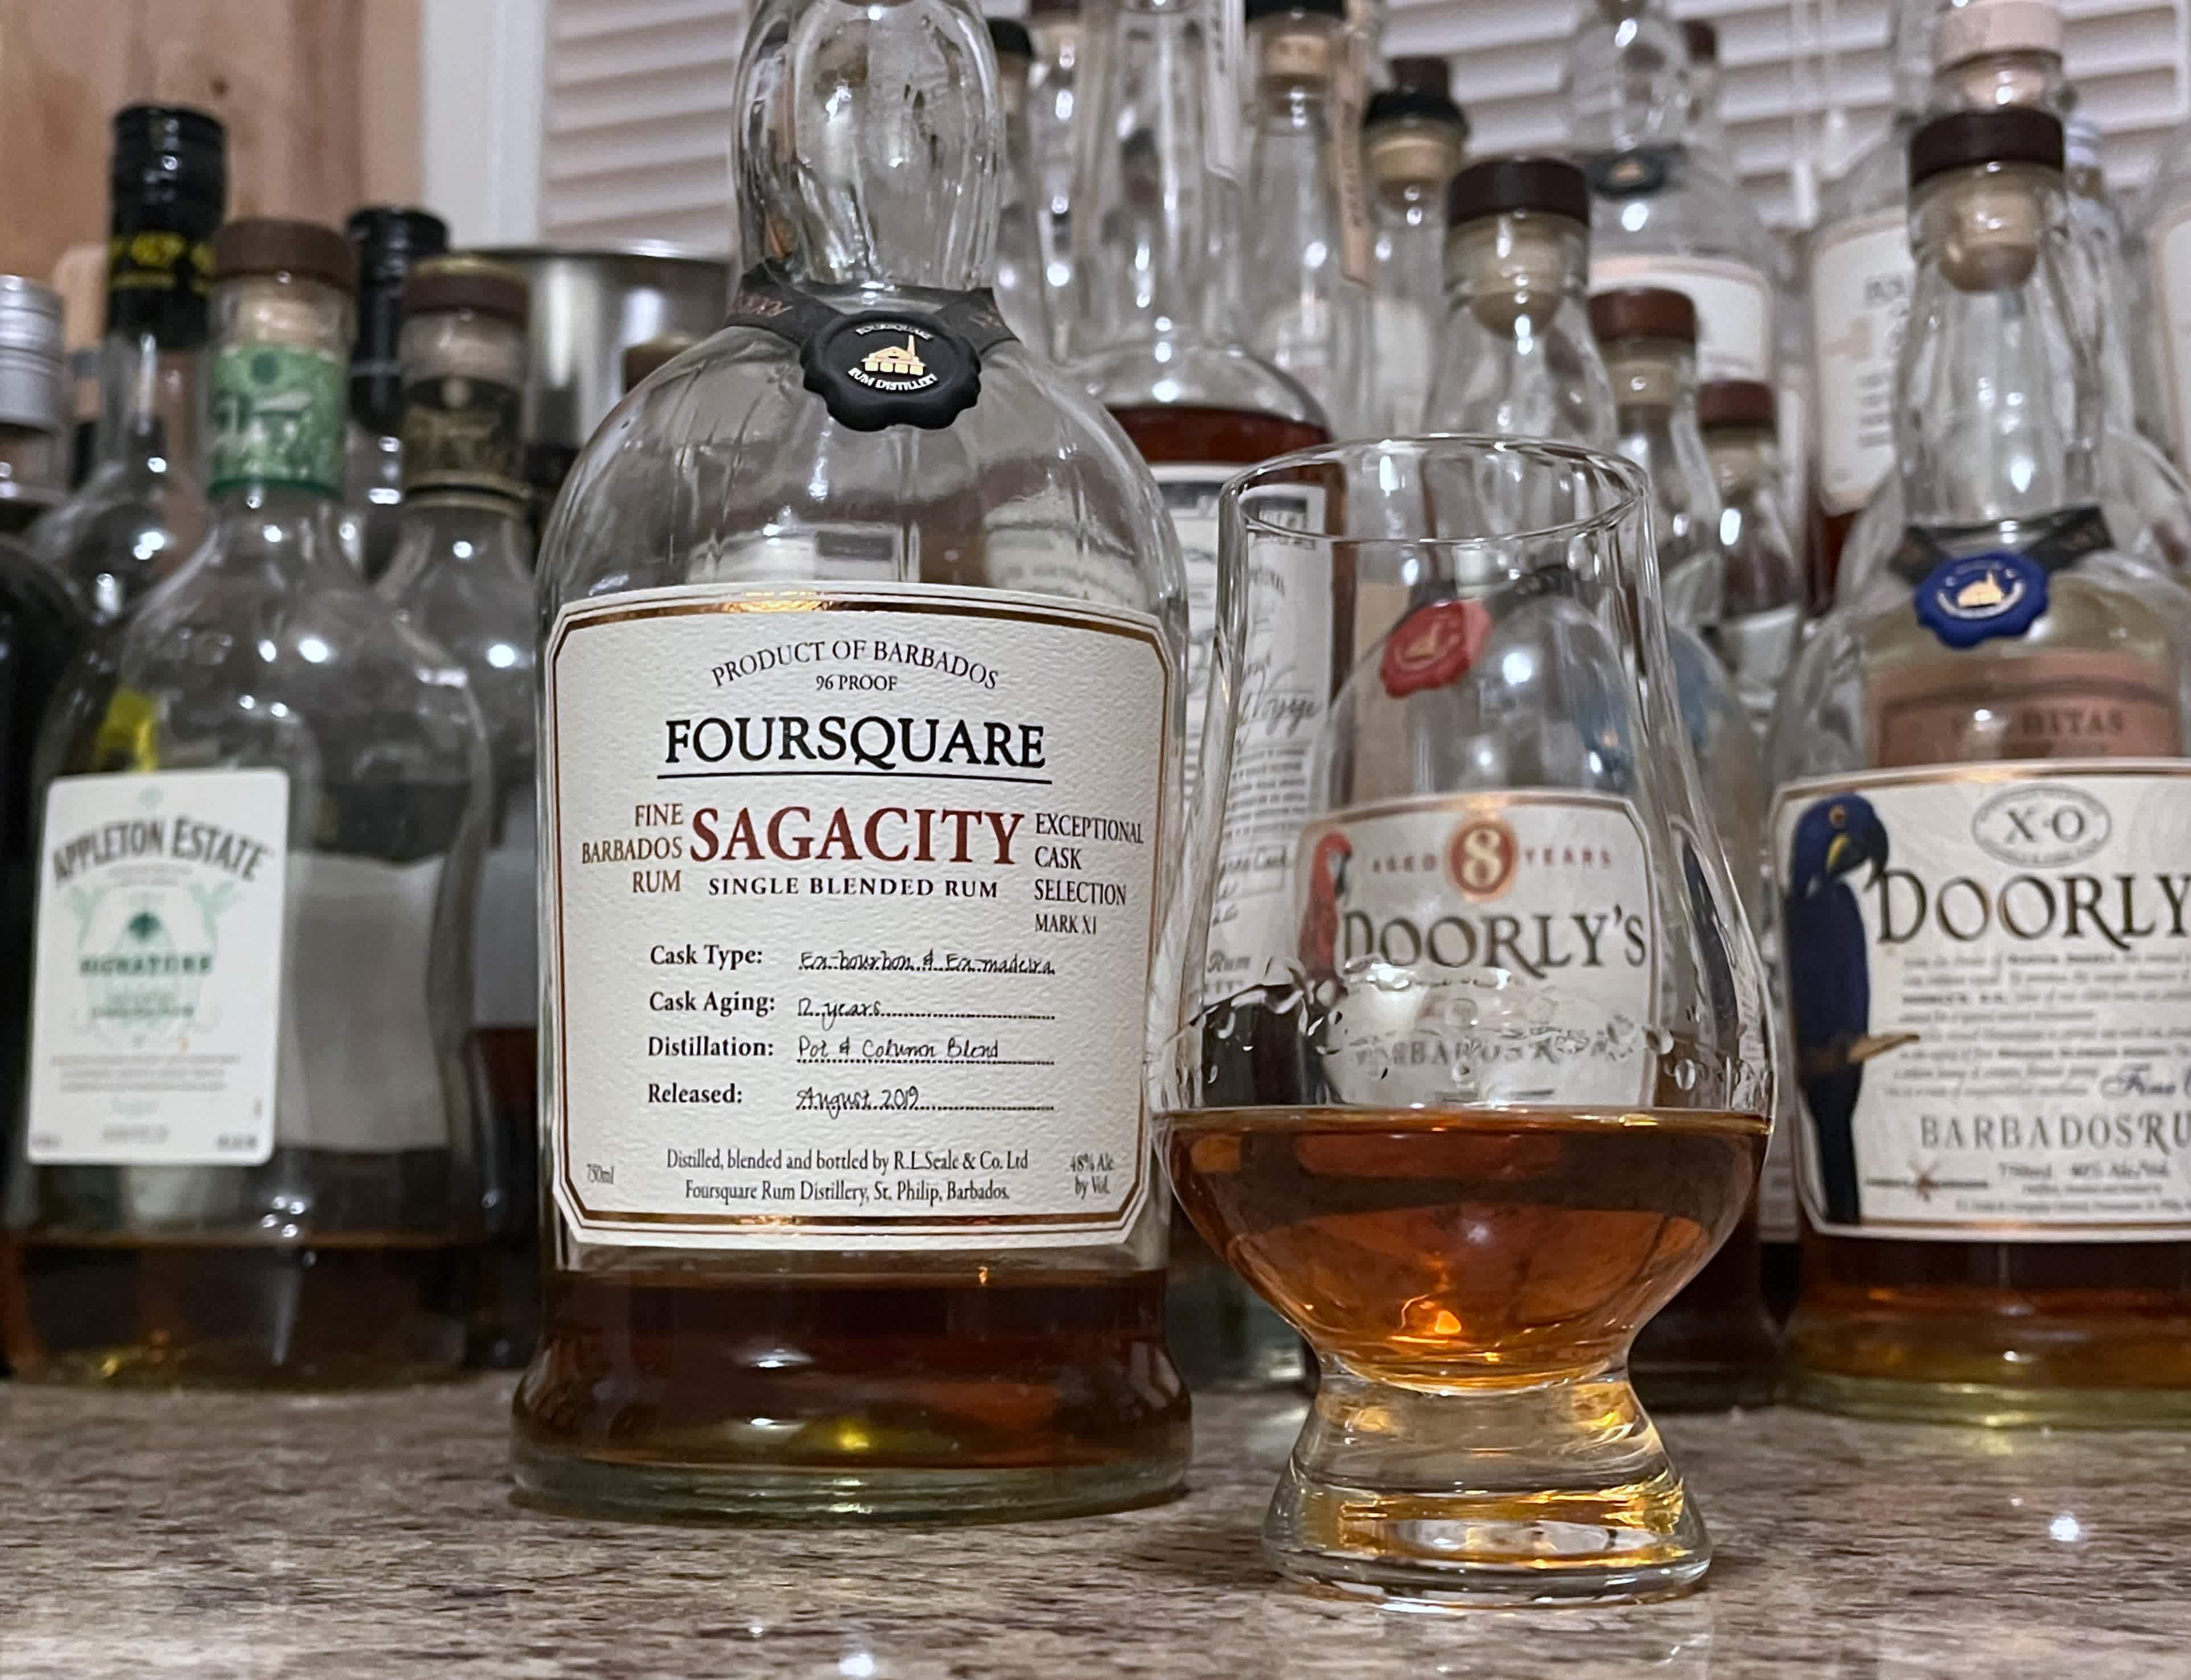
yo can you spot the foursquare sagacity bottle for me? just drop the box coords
[515,0,1191,1521]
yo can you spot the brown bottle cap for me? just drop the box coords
[1681,19,1718,64]
[623,332,698,391]
[1588,286,1696,346]
[1696,378,1777,431]
[212,217,356,293]
[1388,55,1451,98]
[405,254,530,325]
[1446,155,1589,229]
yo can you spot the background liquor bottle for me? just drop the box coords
[379,256,538,1370]
[342,207,449,580]
[1072,0,1324,1393]
[31,106,225,626]
[1028,0,1084,359]
[516,0,1189,1520]
[0,279,69,536]
[1589,287,1779,1410]
[1806,0,1935,609]
[3,219,490,1388]
[1240,0,1374,437]
[1828,0,2191,606]
[1696,379,1806,731]
[1770,110,2191,1424]
[1564,0,1778,387]
[621,334,697,394]
[986,19,1055,353]
[1362,56,1466,435]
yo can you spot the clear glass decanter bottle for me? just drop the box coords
[379,256,540,1370]
[1240,0,1375,437]
[1771,109,2191,1425]
[1362,56,1467,435]
[5,218,490,1388]
[1564,0,1779,386]
[32,107,226,626]
[1072,0,1326,1393]
[986,18,1056,354]
[515,0,1191,1521]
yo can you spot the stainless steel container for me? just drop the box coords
[476,244,730,457]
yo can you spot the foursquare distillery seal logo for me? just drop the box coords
[1913,551,2049,648]
[802,312,983,431]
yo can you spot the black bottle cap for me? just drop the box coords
[985,16,1034,59]
[1909,108,2063,191]
[1246,0,1344,22]
[1363,84,1467,133]
[110,105,227,233]
[1027,0,1076,14]
[346,206,449,433]
[1446,155,1590,230]
[1588,285,1697,347]
[106,105,228,346]
[1680,19,1718,64]
[1389,54,1452,97]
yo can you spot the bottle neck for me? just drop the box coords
[766,0,1003,291]
[1080,0,1233,343]
[1690,61,1727,159]
[1703,426,1777,499]
[1438,216,1612,438]
[1567,0,1693,153]
[93,330,203,476]
[1934,49,2070,117]
[1604,339,1720,542]
[0,422,62,522]
[1246,17,1353,249]
[1899,162,2097,525]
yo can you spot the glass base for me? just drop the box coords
[509,1437,1188,1526]
[1790,1367,2191,1428]
[1261,1365,1709,1608]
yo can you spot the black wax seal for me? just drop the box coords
[1584,146,1674,199]
[799,311,983,432]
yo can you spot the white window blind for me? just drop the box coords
[537,0,2191,249]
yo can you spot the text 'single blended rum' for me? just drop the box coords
[1770,109,2191,1424]
[513,0,1191,1521]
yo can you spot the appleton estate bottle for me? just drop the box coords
[1770,109,2191,1424]
[514,0,1191,1518]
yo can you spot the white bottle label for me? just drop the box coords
[1201,483,1331,1006]
[1293,793,1660,1109]
[474,804,538,1029]
[1808,209,1913,517]
[27,769,289,1166]
[274,852,450,1154]
[2151,204,2191,467]
[544,582,1174,1250]
[1589,253,1774,382]
[1770,765,2191,1240]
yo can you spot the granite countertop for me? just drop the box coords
[2,1379,2185,1678]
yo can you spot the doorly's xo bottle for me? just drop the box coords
[514,0,1191,1520]
[1770,109,2191,1424]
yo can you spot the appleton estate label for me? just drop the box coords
[1770,763,2191,1240]
[1294,792,1659,1108]
[543,582,1172,1249]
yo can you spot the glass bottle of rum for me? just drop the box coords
[1564,0,1779,387]
[379,257,539,1369]
[1239,0,1375,437]
[32,108,225,625]
[515,0,1190,1520]
[1771,109,2191,1424]
[1072,0,1326,1391]
[3,219,491,1388]
[1362,56,1466,435]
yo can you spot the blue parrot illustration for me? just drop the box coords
[1783,793,1893,1225]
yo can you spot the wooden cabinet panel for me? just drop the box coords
[0,0,421,290]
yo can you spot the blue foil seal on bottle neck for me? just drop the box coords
[1912,551,2050,648]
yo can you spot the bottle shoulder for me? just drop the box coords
[539,322,1185,626]
[1073,337,1327,433]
